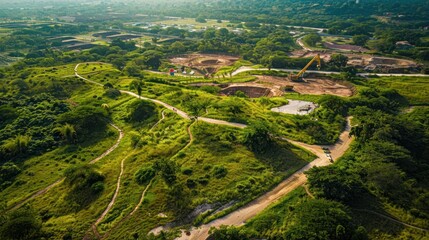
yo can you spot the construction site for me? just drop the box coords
[168,53,239,75]
[289,50,420,73]
[174,53,355,99]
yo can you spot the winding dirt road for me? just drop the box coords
[175,118,353,240]
[91,124,124,164]
[94,153,130,226]
[75,63,247,129]
[149,110,166,131]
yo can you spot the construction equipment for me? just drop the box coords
[289,54,321,81]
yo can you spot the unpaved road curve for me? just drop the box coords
[94,153,129,226]
[175,118,353,240]
[102,178,155,240]
[91,123,124,164]
[75,63,247,129]
[8,178,64,212]
[150,110,166,131]
[297,36,313,52]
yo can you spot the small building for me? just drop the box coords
[106,34,141,41]
[92,31,121,38]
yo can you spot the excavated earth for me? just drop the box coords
[169,53,239,74]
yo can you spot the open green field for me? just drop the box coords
[322,35,353,45]
[365,76,429,105]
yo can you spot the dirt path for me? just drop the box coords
[297,36,313,52]
[101,178,155,240]
[101,121,195,239]
[8,178,64,212]
[84,152,134,239]
[182,122,194,151]
[94,153,129,226]
[150,110,166,131]
[175,118,353,240]
[91,123,124,164]
[75,63,246,129]
[6,122,124,212]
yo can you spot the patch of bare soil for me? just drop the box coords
[289,51,419,72]
[323,42,369,52]
[169,53,239,74]
[254,75,353,97]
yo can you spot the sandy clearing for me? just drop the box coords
[271,100,318,115]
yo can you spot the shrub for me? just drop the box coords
[213,165,228,179]
[64,165,105,209]
[127,100,157,123]
[186,179,197,188]
[135,166,155,185]
[182,168,193,175]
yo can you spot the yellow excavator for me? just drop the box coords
[289,54,321,81]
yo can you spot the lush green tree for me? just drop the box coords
[306,165,364,203]
[166,183,192,218]
[104,88,121,99]
[127,100,156,123]
[208,225,250,240]
[0,162,21,189]
[303,33,322,47]
[243,121,272,153]
[129,79,144,99]
[64,165,104,208]
[154,159,178,186]
[1,135,31,157]
[0,207,42,240]
[57,106,107,137]
[365,161,407,199]
[53,124,77,144]
[0,106,18,128]
[139,50,164,69]
[329,54,349,69]
[195,16,207,23]
[352,35,369,46]
[284,199,354,240]
[213,165,228,178]
[317,95,349,116]
[125,63,142,77]
[135,166,155,185]
[110,39,136,51]
[170,41,186,54]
